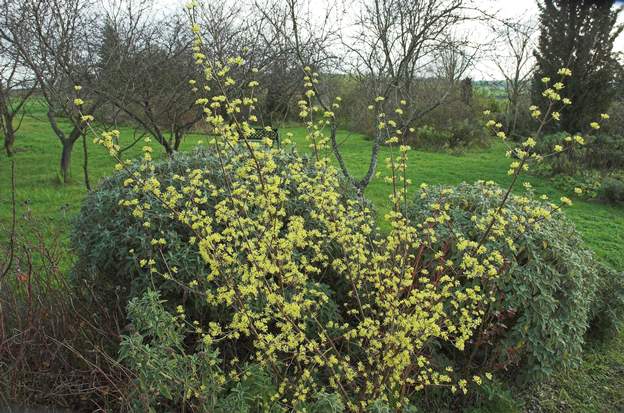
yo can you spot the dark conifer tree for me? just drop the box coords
[532,0,622,133]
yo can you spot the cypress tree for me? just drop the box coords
[532,0,623,133]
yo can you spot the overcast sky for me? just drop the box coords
[155,0,624,80]
[453,0,624,79]
[482,0,624,51]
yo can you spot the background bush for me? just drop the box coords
[407,119,488,152]
[599,175,624,205]
[535,132,624,175]
[335,78,491,151]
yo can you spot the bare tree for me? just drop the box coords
[0,0,102,183]
[271,0,480,193]
[491,19,536,137]
[436,34,481,84]
[0,21,37,157]
[96,2,202,155]
[245,0,340,125]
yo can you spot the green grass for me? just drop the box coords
[285,127,624,271]
[1,114,623,412]
[7,121,621,268]
[523,333,624,412]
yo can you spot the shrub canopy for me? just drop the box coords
[408,181,624,379]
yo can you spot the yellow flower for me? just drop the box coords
[600,113,610,120]
[590,122,600,130]
[73,98,84,106]
[574,187,583,195]
[554,144,563,152]
[541,76,551,84]
[523,137,536,148]
[74,85,82,91]
[542,88,560,101]
[560,196,572,206]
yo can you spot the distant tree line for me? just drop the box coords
[0,0,622,186]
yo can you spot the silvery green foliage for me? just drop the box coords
[121,290,347,412]
[408,182,624,380]
[70,147,364,323]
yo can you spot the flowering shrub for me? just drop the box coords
[85,60,519,409]
[71,148,364,322]
[74,5,623,410]
[102,131,508,410]
[408,182,622,379]
[120,289,349,412]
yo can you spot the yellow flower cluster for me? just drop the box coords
[92,27,507,406]
[90,14,603,412]
[113,137,499,409]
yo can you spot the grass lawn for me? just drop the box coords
[1,114,623,412]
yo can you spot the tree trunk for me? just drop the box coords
[3,127,15,157]
[158,132,173,156]
[2,111,15,157]
[60,140,74,184]
[173,130,183,152]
